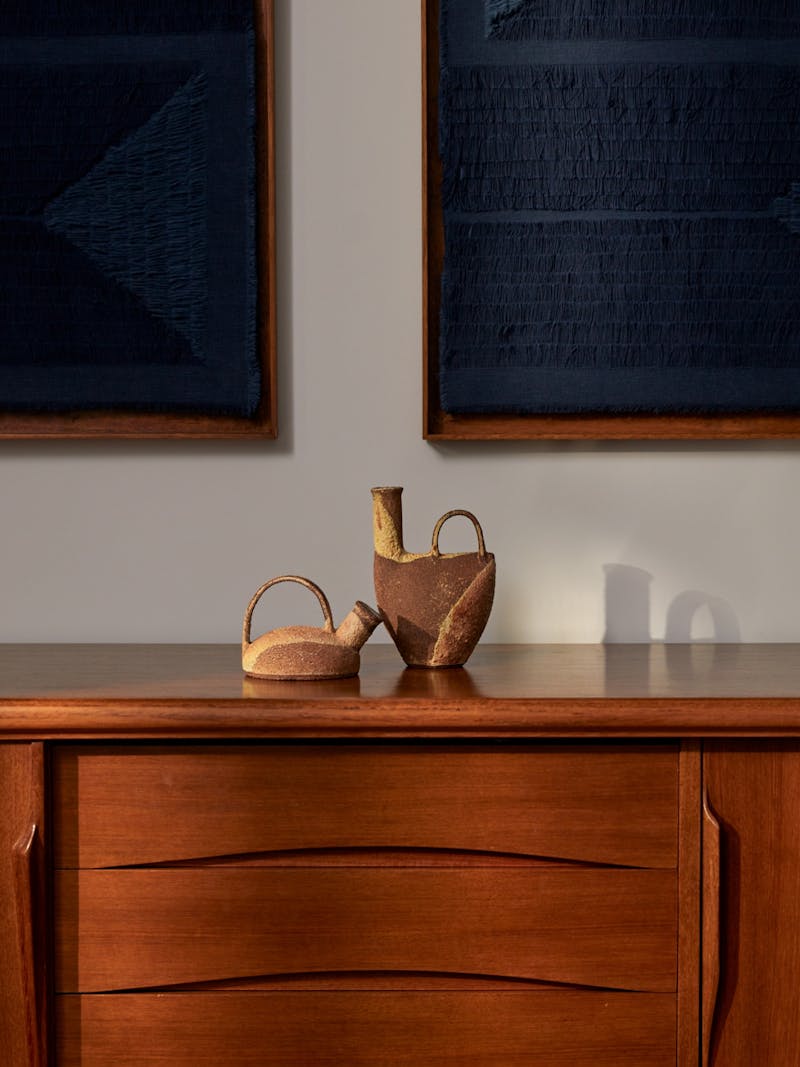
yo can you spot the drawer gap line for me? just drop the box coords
[73,846,652,871]
[71,970,650,995]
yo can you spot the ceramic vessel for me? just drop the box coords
[242,575,381,680]
[372,486,495,668]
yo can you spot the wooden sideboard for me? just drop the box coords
[2,642,800,1065]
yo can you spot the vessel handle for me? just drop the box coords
[431,510,488,559]
[242,576,335,651]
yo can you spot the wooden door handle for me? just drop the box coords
[702,792,721,1067]
[13,824,44,1067]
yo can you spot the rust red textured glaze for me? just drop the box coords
[372,487,495,667]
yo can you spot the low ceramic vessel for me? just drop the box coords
[242,575,381,680]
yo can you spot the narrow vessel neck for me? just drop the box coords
[371,486,405,560]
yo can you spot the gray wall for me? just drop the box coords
[0,0,797,645]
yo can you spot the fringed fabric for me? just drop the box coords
[487,0,800,40]
[440,64,800,213]
[440,1,800,415]
[0,1,257,416]
[441,217,800,373]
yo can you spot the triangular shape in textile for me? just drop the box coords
[774,184,800,236]
[44,74,208,359]
[485,0,529,35]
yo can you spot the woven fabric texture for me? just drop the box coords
[439,0,800,414]
[487,1,800,40]
[0,1,258,416]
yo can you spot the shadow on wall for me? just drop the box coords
[603,563,741,643]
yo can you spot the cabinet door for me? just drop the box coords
[0,743,46,1067]
[704,744,800,1065]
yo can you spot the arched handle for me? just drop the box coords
[430,510,488,559]
[242,576,335,651]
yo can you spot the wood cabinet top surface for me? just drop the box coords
[2,643,800,739]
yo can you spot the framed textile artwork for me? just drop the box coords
[0,0,275,439]
[424,0,800,439]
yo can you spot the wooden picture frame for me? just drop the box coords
[0,0,276,440]
[423,0,800,441]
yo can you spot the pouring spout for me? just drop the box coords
[336,601,382,651]
[372,486,406,560]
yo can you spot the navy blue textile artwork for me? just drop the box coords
[439,1,800,415]
[0,1,258,416]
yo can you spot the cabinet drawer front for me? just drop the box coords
[53,743,679,869]
[56,868,676,994]
[56,992,676,1066]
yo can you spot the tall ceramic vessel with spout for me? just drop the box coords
[372,486,495,668]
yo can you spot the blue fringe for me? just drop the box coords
[441,64,800,213]
[486,0,800,39]
[441,217,800,371]
[444,2,800,415]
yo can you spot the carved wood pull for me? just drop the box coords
[13,824,44,1067]
[702,792,721,1067]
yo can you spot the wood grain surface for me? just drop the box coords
[55,867,676,993]
[10,645,800,1065]
[56,991,677,1066]
[704,743,800,1065]
[4,643,800,738]
[53,743,678,869]
[678,744,702,1067]
[0,744,46,1067]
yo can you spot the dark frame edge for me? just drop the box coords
[422,0,444,441]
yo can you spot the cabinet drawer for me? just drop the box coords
[55,867,676,993]
[53,743,679,869]
[56,991,676,1066]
